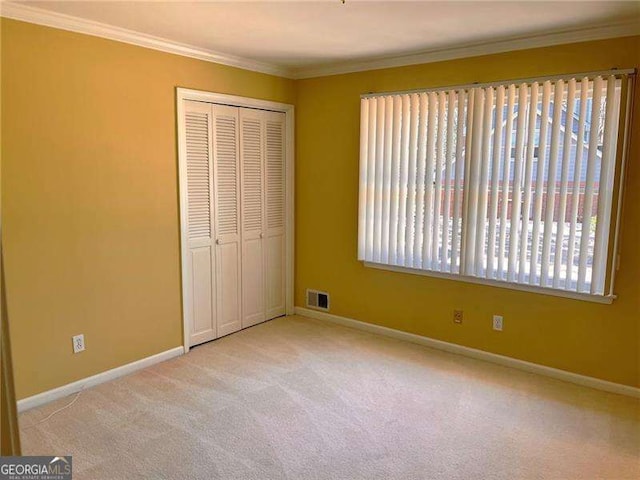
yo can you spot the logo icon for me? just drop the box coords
[0,456,72,479]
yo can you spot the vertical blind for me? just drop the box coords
[358,72,632,297]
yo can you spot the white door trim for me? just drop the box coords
[176,88,295,352]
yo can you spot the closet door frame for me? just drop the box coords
[177,88,295,353]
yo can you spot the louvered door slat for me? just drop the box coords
[215,115,239,236]
[185,112,212,241]
[266,118,285,229]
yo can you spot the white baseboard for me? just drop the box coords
[17,346,185,412]
[294,307,640,399]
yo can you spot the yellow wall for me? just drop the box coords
[296,36,640,388]
[2,16,639,399]
[1,18,295,399]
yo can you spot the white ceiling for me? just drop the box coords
[9,1,640,78]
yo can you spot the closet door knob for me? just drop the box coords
[260,233,264,239]
[216,239,221,245]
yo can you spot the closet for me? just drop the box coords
[181,99,287,347]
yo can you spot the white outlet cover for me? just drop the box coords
[493,315,503,331]
[72,334,85,353]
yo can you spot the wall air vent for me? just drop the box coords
[306,289,330,311]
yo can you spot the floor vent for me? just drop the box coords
[306,289,329,311]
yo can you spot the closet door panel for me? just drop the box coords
[212,104,242,337]
[191,247,215,344]
[217,242,241,336]
[265,111,286,319]
[266,234,285,317]
[240,109,266,327]
[241,237,264,326]
[184,101,216,346]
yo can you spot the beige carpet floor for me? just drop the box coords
[20,315,639,479]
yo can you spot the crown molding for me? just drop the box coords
[2,2,638,81]
[291,19,640,79]
[0,1,295,78]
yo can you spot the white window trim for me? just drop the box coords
[176,87,295,353]
[365,262,615,304]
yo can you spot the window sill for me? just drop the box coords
[363,261,615,305]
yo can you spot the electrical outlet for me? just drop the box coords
[453,310,463,324]
[493,315,503,331]
[72,334,85,353]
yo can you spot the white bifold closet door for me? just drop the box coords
[212,104,243,337]
[263,111,286,320]
[184,101,217,346]
[183,100,286,347]
[240,108,266,327]
[240,109,286,327]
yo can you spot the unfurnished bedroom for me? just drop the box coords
[0,1,639,479]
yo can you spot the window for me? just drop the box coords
[358,72,633,300]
